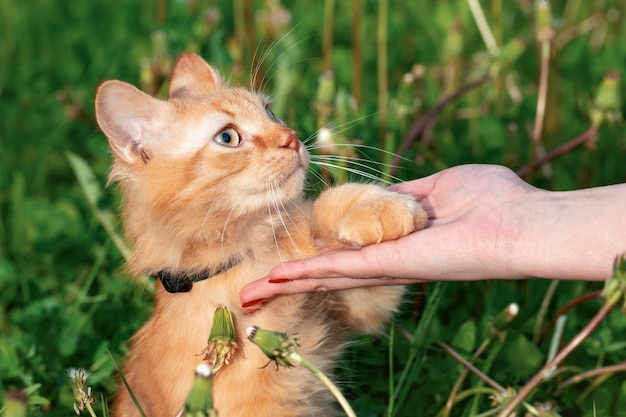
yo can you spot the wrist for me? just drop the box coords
[508,185,624,281]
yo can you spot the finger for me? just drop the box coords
[240,274,417,305]
[268,247,388,281]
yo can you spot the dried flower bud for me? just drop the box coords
[4,389,28,417]
[603,255,626,309]
[534,0,555,43]
[183,363,217,417]
[201,305,239,372]
[488,303,519,342]
[590,70,622,129]
[257,1,292,39]
[246,326,357,417]
[524,400,562,417]
[246,325,300,369]
[489,386,517,408]
[66,368,96,415]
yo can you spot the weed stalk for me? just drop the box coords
[535,290,603,346]
[377,0,389,151]
[526,0,555,180]
[496,256,626,416]
[351,0,362,106]
[322,0,335,72]
[467,0,499,55]
[390,282,445,417]
[557,360,626,393]
[442,304,518,417]
[247,326,357,417]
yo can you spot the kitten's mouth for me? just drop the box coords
[279,148,309,183]
[299,147,311,170]
[277,164,306,189]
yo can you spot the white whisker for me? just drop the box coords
[310,155,405,183]
[250,20,312,93]
[265,186,286,266]
[306,166,332,189]
[194,201,217,246]
[309,161,394,185]
[257,35,318,95]
[302,111,383,145]
[220,204,238,259]
[267,181,309,262]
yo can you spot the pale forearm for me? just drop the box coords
[509,184,626,281]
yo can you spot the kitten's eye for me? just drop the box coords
[265,106,278,122]
[213,127,240,147]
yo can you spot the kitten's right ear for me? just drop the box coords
[95,80,168,164]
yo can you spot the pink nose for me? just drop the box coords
[282,132,300,152]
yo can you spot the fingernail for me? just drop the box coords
[268,278,290,284]
[242,298,265,308]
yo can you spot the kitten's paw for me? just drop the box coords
[314,184,427,249]
[337,192,425,247]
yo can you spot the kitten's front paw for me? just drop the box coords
[337,192,425,247]
[314,184,427,249]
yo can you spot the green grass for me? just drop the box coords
[1,0,626,416]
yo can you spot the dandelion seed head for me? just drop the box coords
[66,368,90,381]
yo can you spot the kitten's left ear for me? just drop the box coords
[95,80,169,165]
[169,53,223,99]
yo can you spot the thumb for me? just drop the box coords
[389,172,439,200]
[268,248,383,281]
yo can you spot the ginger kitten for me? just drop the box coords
[95,52,427,417]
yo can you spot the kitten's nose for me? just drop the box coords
[282,131,300,152]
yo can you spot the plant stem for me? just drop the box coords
[387,326,395,417]
[516,126,598,178]
[468,341,505,416]
[243,0,255,70]
[467,0,499,55]
[526,0,555,179]
[535,290,603,345]
[438,343,506,392]
[377,0,389,151]
[291,353,357,417]
[546,315,567,363]
[322,0,335,72]
[86,403,98,417]
[533,280,560,344]
[390,282,445,417]
[436,387,499,417]
[496,300,616,417]
[391,74,490,173]
[156,0,167,25]
[554,11,604,50]
[442,338,491,417]
[558,360,626,392]
[351,0,362,106]
[491,0,502,48]
[526,40,551,179]
[107,350,147,417]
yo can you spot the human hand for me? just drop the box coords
[240,164,540,305]
[241,163,624,306]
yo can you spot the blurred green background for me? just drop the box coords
[1,0,625,416]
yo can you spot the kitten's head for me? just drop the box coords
[95,53,308,224]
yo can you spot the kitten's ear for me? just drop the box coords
[95,80,168,164]
[169,53,222,99]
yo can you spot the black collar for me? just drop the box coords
[156,256,242,293]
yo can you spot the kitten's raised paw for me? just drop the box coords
[314,183,427,249]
